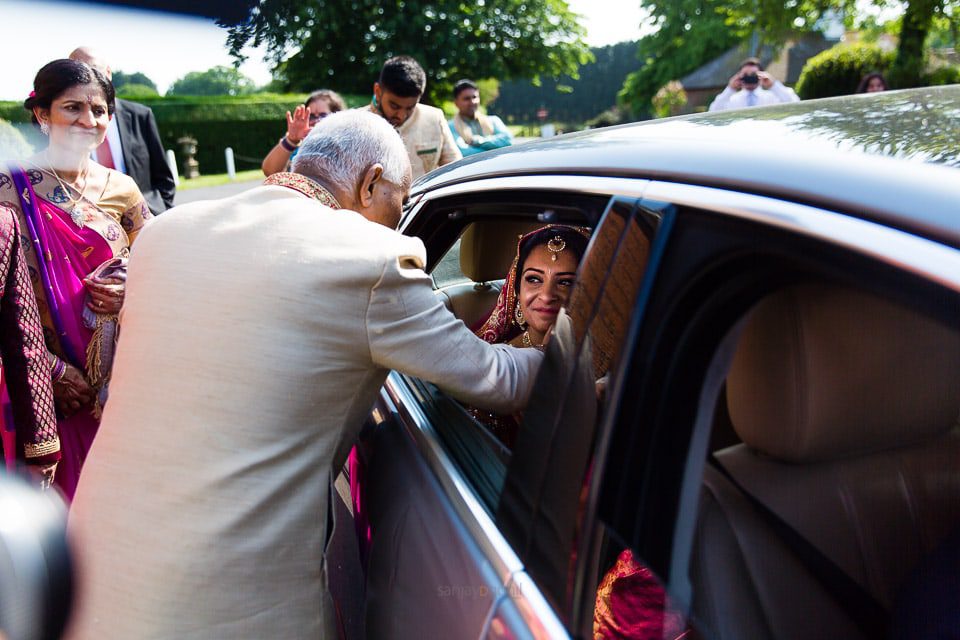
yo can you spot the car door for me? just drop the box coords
[575,182,960,639]
[357,176,675,638]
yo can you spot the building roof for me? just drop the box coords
[680,34,834,90]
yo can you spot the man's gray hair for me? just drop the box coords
[292,110,410,193]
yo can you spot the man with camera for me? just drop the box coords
[709,57,799,112]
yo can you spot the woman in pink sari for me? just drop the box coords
[0,59,151,500]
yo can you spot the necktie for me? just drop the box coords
[96,139,115,170]
[746,91,758,107]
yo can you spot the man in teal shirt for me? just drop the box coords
[448,79,513,157]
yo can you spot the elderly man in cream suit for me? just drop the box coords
[67,110,542,639]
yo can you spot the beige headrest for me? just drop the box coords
[459,221,544,282]
[727,284,960,463]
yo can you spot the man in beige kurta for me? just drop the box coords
[66,111,540,639]
[365,55,460,180]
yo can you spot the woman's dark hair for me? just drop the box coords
[23,59,115,125]
[305,89,346,112]
[378,56,426,98]
[515,226,589,295]
[856,72,887,94]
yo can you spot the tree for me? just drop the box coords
[167,66,257,96]
[620,0,947,113]
[113,70,158,93]
[888,0,944,87]
[618,0,743,115]
[497,41,641,124]
[215,0,592,103]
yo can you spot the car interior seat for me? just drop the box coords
[690,283,960,639]
[435,220,542,329]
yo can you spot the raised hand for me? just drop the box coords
[286,105,312,145]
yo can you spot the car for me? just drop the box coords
[348,85,960,639]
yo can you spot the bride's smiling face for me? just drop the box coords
[518,244,579,336]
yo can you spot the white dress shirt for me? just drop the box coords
[709,81,800,112]
[92,117,128,174]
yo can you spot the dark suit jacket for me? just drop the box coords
[115,99,175,215]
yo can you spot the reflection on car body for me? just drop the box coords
[352,86,960,639]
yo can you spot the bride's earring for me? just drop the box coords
[40,121,50,136]
[514,302,526,328]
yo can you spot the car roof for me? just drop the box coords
[415,85,960,248]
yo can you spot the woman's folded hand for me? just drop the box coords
[53,363,96,416]
[84,276,124,314]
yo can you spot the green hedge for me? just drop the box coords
[795,43,895,100]
[0,93,368,175]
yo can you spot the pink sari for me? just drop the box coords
[8,170,115,499]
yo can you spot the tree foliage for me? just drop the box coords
[113,70,158,92]
[167,66,257,97]
[795,43,895,99]
[497,41,641,124]
[215,0,592,103]
[618,0,743,115]
[617,0,953,113]
[888,0,944,87]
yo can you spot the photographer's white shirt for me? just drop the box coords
[709,81,800,112]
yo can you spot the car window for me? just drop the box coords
[495,197,662,610]
[430,238,471,289]
[397,213,594,512]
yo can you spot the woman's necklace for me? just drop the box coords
[45,154,90,228]
[522,330,544,351]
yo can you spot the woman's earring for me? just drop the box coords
[514,302,526,328]
[39,122,50,136]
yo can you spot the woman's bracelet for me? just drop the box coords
[50,357,67,383]
[279,135,300,153]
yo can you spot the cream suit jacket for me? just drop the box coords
[66,184,542,639]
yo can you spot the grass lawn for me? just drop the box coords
[178,169,263,191]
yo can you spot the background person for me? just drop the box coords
[68,47,175,215]
[708,57,799,112]
[261,88,346,176]
[1,59,151,500]
[857,72,888,93]
[366,55,461,180]
[66,110,540,640]
[449,79,512,157]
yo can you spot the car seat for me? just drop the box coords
[690,283,960,639]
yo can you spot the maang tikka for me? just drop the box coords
[546,235,566,261]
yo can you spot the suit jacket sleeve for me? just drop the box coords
[119,100,176,214]
[142,107,176,212]
[365,243,541,414]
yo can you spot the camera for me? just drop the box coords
[741,72,759,85]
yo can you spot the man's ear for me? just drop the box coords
[358,163,384,209]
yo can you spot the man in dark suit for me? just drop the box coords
[69,47,176,215]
